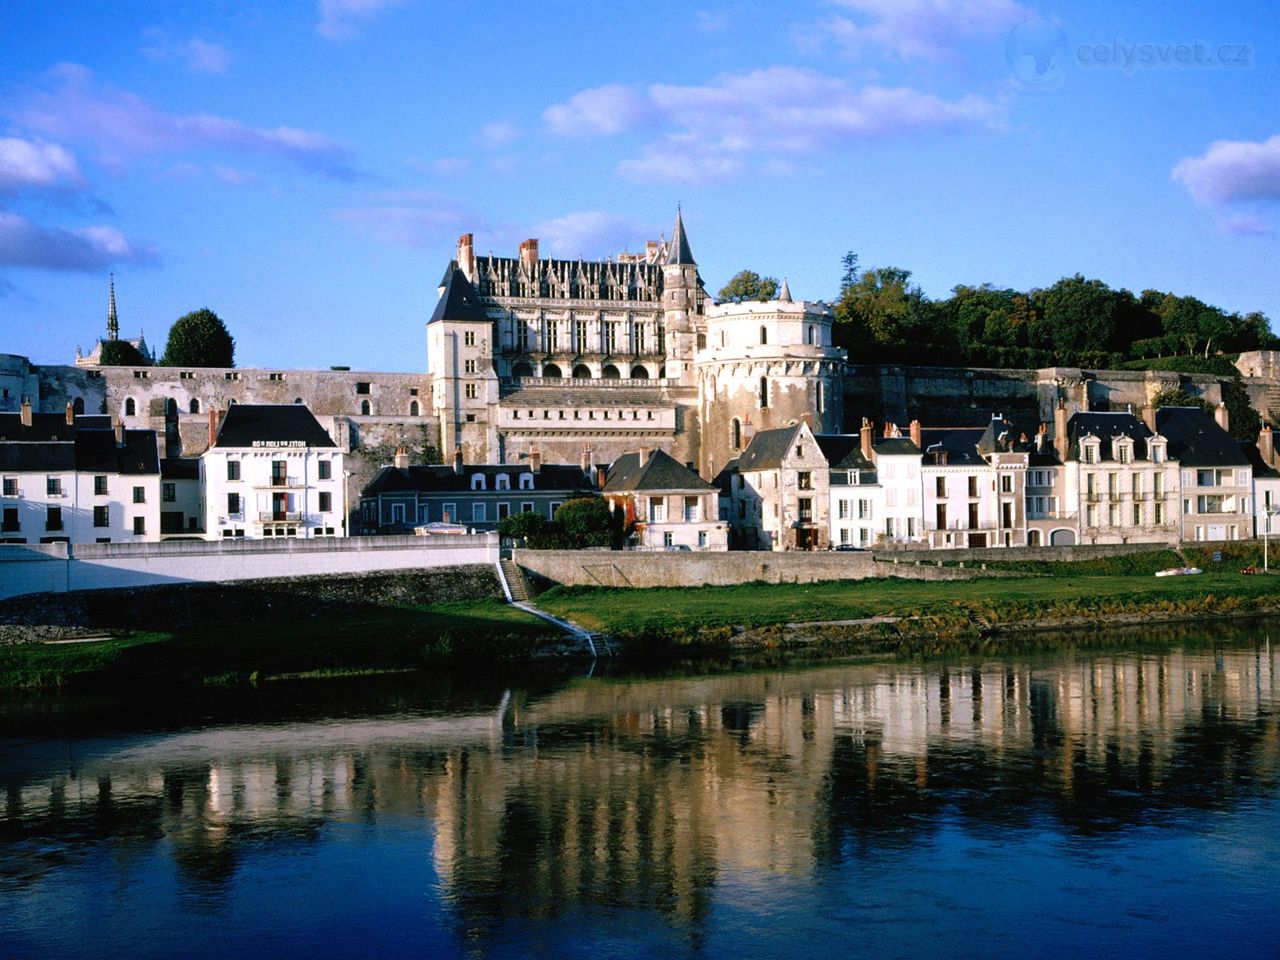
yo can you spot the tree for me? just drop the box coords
[98,339,148,366]
[717,270,778,303]
[834,266,931,354]
[552,495,613,548]
[160,309,235,367]
[1221,375,1262,440]
[1032,275,1119,356]
[498,510,549,545]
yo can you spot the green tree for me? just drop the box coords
[552,495,613,548]
[1032,275,1119,356]
[1221,376,1262,440]
[834,266,931,355]
[98,339,148,366]
[1151,388,1212,414]
[717,270,779,302]
[498,510,549,545]
[160,309,235,367]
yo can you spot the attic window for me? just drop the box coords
[471,473,486,491]
[496,474,510,491]
[519,473,534,490]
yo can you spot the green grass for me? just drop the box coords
[958,549,1184,577]
[0,598,557,691]
[536,572,1280,642]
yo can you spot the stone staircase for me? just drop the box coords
[499,559,530,602]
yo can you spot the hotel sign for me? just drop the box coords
[252,440,306,448]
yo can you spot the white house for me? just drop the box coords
[200,404,346,539]
[602,448,727,551]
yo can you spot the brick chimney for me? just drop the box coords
[113,418,125,447]
[1260,425,1275,467]
[19,398,32,427]
[208,407,219,448]
[860,418,873,461]
[1215,401,1230,433]
[581,443,593,473]
[394,445,410,470]
[1054,400,1069,461]
[596,464,607,489]
[453,447,464,475]
[1141,403,1157,433]
[456,233,476,280]
[638,446,650,466]
[529,446,541,474]
[1079,379,1090,413]
[65,401,75,426]
[1035,422,1046,452]
[519,238,539,269]
[909,419,921,448]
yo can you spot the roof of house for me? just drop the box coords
[362,462,593,497]
[1156,407,1248,467]
[210,404,336,449]
[161,457,201,480]
[1240,442,1280,480]
[737,423,803,472]
[0,412,76,443]
[816,434,870,471]
[919,427,987,466]
[0,440,75,472]
[877,437,921,456]
[429,263,491,324]
[604,449,711,493]
[1066,411,1153,462]
[75,429,160,475]
[712,458,739,496]
[667,209,695,265]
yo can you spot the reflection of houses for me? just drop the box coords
[200,403,346,539]
[360,447,595,533]
[0,400,161,543]
[602,448,726,550]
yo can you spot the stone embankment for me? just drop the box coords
[0,565,502,646]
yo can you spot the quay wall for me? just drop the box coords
[0,534,499,601]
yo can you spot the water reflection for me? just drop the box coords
[2,637,1279,957]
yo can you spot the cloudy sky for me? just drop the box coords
[2,1,1277,369]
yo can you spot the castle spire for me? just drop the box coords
[779,277,792,301]
[666,207,695,265]
[107,273,119,341]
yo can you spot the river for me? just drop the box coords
[3,627,1279,959]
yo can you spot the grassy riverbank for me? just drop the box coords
[0,598,558,691]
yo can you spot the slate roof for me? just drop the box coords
[815,434,869,471]
[0,441,74,472]
[877,437,921,456]
[0,412,75,443]
[429,264,491,324]
[161,457,200,480]
[75,430,160,475]
[919,427,986,466]
[211,404,336,449]
[1240,442,1280,480]
[712,458,739,497]
[666,210,695,265]
[1157,407,1248,467]
[737,424,803,472]
[604,449,711,493]
[1066,412,1153,462]
[363,463,593,497]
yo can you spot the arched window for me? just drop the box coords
[806,325,815,345]
[760,326,767,345]
[732,418,742,450]
[360,399,371,416]
[759,377,768,409]
[512,362,534,378]
[495,473,510,491]
[72,397,85,414]
[124,397,136,416]
[543,363,563,379]
[189,398,200,414]
[572,364,592,379]
[409,400,420,416]
[602,364,620,379]
[631,365,649,380]
[166,398,177,417]
[696,333,706,350]
[658,365,666,379]
[470,473,486,491]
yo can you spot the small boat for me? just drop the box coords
[1155,567,1203,577]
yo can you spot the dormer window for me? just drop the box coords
[1082,440,1098,465]
[1150,440,1166,463]
[496,474,510,491]
[1115,439,1132,464]
[470,473,486,491]
[519,473,534,490]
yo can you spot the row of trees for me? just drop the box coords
[498,496,624,549]
[103,309,235,367]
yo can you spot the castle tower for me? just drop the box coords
[696,289,846,478]
[661,208,706,388]
[107,274,119,341]
[427,263,499,462]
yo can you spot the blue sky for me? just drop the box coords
[2,1,1277,370]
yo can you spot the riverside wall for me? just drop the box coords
[0,534,499,601]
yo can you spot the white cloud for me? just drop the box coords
[825,0,1031,60]
[1217,213,1274,237]
[546,67,1004,185]
[317,0,404,40]
[142,32,232,75]
[544,85,652,137]
[479,121,521,150]
[1172,135,1280,205]
[0,211,157,271]
[0,137,83,192]
[16,64,360,180]
[334,189,468,247]
[525,211,649,259]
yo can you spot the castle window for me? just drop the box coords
[632,365,649,380]
[409,400,420,416]
[759,326,767,346]
[635,324,646,353]
[574,319,587,351]
[125,397,136,416]
[361,399,371,415]
[759,377,768,409]
[602,365,620,379]
[464,331,476,347]
[656,326,665,353]
[807,325,815,345]
[543,363,562,378]
[356,382,370,394]
[546,321,559,353]
[732,418,742,450]
[817,381,825,414]
[189,398,200,414]
[573,364,591,379]
[605,322,618,354]
[465,359,476,374]
[465,384,477,400]
[269,372,285,381]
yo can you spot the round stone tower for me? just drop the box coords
[695,283,846,478]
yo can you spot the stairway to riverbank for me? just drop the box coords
[499,559,529,601]
[496,558,613,658]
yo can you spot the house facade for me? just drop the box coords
[733,421,830,551]
[602,448,726,551]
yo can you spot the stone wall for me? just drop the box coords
[515,548,882,587]
[872,541,1177,564]
[0,534,499,600]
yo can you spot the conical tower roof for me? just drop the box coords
[666,208,695,265]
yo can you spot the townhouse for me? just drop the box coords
[602,448,727,551]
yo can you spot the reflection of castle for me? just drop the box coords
[5,641,1279,933]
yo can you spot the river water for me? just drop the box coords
[3,629,1279,959]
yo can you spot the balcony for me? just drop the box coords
[255,477,303,489]
[258,511,302,523]
[503,376,669,389]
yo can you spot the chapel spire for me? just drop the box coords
[107,273,119,341]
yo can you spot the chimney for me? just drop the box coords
[638,446,650,466]
[1215,401,1230,433]
[394,445,410,470]
[581,443,593,473]
[65,401,75,426]
[19,398,32,427]
[860,418,873,461]
[453,447,464,475]
[909,419,921,448]
[208,407,219,448]
[645,240,659,261]
[596,465,607,489]
[1054,400,1069,461]
[1079,380,1090,413]
[456,233,476,281]
[113,418,125,447]
[519,238,539,269]
[529,447,541,474]
[1260,425,1275,467]
[1035,423,1046,452]
[1141,403,1157,433]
